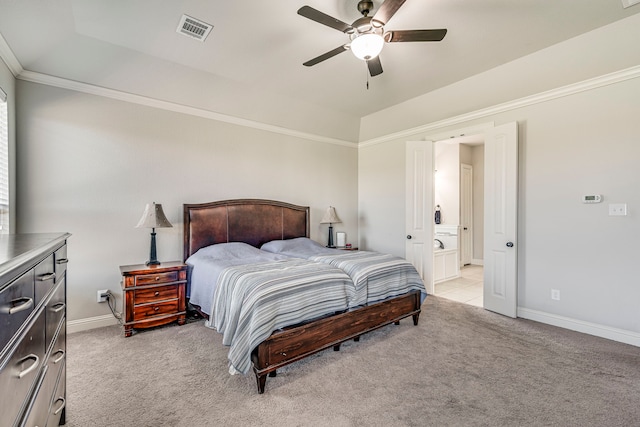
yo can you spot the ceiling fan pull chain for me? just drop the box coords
[366,62,370,90]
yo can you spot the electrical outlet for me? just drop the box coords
[551,289,560,301]
[97,289,109,303]
[608,203,627,216]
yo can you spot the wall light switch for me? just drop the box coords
[608,203,627,216]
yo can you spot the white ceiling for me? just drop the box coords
[1,0,639,142]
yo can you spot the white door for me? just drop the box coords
[483,122,518,318]
[405,141,434,294]
[460,163,473,266]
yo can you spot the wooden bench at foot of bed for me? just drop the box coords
[251,289,422,394]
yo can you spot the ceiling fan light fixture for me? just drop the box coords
[350,33,384,61]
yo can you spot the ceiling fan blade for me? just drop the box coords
[297,6,353,33]
[303,45,349,67]
[372,0,407,26]
[367,56,383,77]
[385,29,447,43]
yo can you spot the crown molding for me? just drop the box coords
[3,29,639,151]
[16,70,357,148]
[0,33,23,77]
[358,64,640,148]
[1,32,357,147]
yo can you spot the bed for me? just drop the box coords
[261,237,425,306]
[183,199,424,393]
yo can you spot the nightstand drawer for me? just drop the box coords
[135,271,178,286]
[120,261,187,336]
[133,299,179,321]
[134,285,178,304]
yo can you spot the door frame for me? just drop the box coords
[406,122,518,317]
[460,162,473,266]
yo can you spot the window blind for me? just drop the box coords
[0,86,9,233]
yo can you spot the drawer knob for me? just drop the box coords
[53,349,66,364]
[154,291,160,296]
[51,302,66,313]
[154,306,159,311]
[53,397,66,415]
[155,276,161,281]
[38,272,56,281]
[3,297,33,315]
[17,354,40,379]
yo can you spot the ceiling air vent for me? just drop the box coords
[176,14,213,42]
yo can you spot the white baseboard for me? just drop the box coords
[518,307,640,347]
[67,314,119,334]
[471,259,484,266]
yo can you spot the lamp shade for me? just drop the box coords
[320,206,341,224]
[136,203,173,229]
[350,33,384,60]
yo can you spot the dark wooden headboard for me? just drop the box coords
[183,199,310,260]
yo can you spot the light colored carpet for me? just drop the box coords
[65,297,640,426]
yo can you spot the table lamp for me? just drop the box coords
[320,206,341,248]
[136,202,173,266]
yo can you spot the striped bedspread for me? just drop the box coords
[211,259,353,375]
[310,251,426,307]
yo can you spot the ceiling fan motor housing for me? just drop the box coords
[358,0,374,16]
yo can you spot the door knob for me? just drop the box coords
[406,235,412,240]
[506,242,514,247]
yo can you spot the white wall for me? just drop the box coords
[470,145,484,261]
[358,17,640,343]
[434,142,460,226]
[0,57,16,232]
[359,14,640,142]
[15,81,358,324]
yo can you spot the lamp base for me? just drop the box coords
[326,224,335,248]
[146,229,161,266]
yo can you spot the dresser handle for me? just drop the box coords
[18,354,40,379]
[154,306,159,311]
[53,349,66,364]
[53,397,66,415]
[56,258,69,265]
[2,297,34,315]
[154,291,160,296]
[51,302,66,313]
[38,272,56,281]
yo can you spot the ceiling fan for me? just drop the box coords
[298,0,447,77]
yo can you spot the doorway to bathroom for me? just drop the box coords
[432,136,485,307]
[406,121,518,317]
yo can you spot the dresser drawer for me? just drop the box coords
[54,245,69,282]
[43,321,66,415]
[0,309,46,427]
[45,280,66,352]
[135,271,178,286]
[34,254,56,306]
[0,270,35,350]
[20,364,50,427]
[134,284,178,304]
[46,361,66,427]
[134,299,179,321]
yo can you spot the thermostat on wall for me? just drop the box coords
[582,194,602,203]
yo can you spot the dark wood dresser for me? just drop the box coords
[120,261,186,337]
[0,233,70,427]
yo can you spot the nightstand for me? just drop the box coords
[120,261,187,337]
